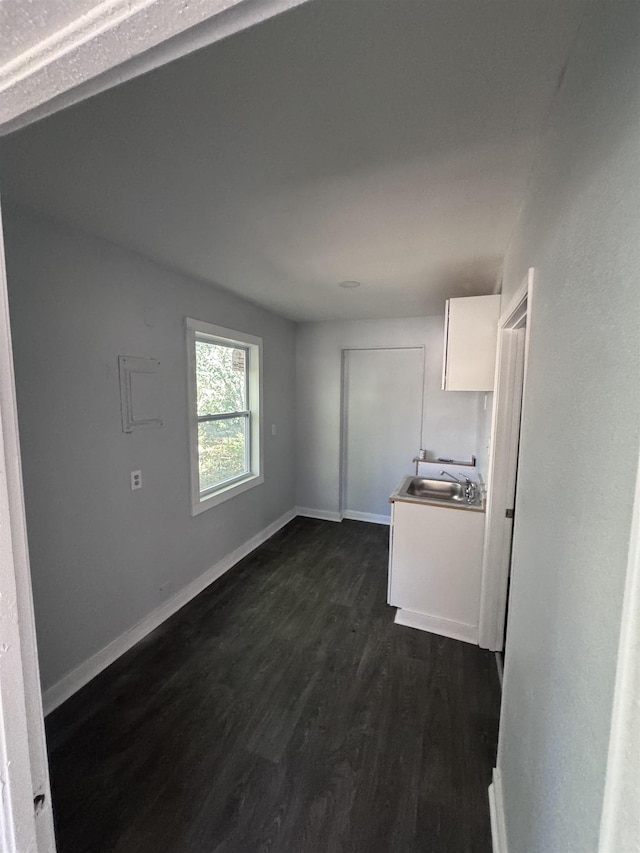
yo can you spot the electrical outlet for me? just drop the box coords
[130,470,142,490]
[271,424,276,435]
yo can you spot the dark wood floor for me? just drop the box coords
[46,518,501,853]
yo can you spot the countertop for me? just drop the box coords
[389,474,486,513]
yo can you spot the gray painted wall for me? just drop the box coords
[496,1,640,850]
[295,317,484,515]
[4,206,296,692]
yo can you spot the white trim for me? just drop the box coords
[0,202,55,849]
[338,349,348,518]
[43,508,296,715]
[479,268,533,651]
[186,318,263,516]
[441,300,451,389]
[393,608,478,645]
[186,318,263,350]
[0,0,164,86]
[498,277,529,330]
[489,769,509,853]
[191,473,263,515]
[295,506,343,523]
[478,330,526,649]
[342,510,391,526]
[387,503,396,602]
[599,455,640,852]
[0,0,310,134]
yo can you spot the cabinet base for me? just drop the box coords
[393,608,478,645]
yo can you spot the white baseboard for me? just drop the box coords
[295,506,343,522]
[489,768,508,853]
[342,510,391,526]
[43,508,296,715]
[295,507,391,525]
[393,608,478,645]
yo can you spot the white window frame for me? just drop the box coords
[186,318,263,516]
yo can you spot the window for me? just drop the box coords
[186,319,263,514]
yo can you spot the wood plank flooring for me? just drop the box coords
[46,518,501,853]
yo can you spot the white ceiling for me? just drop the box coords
[0,0,584,321]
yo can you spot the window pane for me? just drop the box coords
[198,417,248,492]
[195,340,247,417]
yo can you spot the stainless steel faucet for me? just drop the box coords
[441,470,477,503]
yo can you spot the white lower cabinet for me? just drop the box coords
[388,499,485,644]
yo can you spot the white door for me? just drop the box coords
[342,348,424,523]
[479,272,531,654]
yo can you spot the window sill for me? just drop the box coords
[191,472,264,516]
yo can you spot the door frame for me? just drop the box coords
[0,202,56,851]
[598,453,640,850]
[478,268,534,652]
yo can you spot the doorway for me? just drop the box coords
[340,347,424,524]
[496,326,525,657]
[479,269,533,656]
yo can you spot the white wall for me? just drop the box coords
[495,1,640,851]
[295,317,483,515]
[475,391,493,482]
[4,205,296,693]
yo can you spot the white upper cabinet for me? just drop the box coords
[442,295,500,391]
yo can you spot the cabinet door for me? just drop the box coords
[389,501,484,626]
[442,295,500,391]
